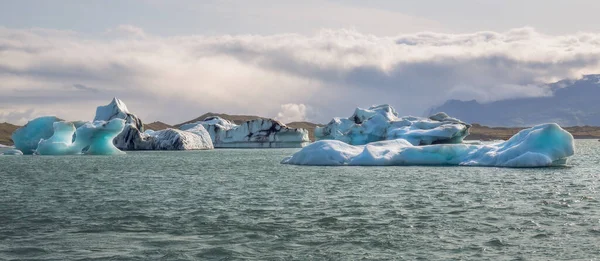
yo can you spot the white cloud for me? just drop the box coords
[0,109,37,125]
[0,26,599,125]
[276,103,309,123]
[106,24,147,38]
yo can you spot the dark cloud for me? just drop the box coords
[72,83,99,93]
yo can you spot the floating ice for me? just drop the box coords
[36,119,126,155]
[36,121,80,155]
[144,128,214,150]
[315,105,470,146]
[282,123,574,167]
[1,149,23,155]
[181,116,309,148]
[12,116,62,154]
[94,98,149,150]
[74,119,127,155]
[95,98,213,150]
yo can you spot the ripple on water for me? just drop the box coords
[0,141,599,260]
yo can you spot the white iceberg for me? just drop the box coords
[282,123,574,168]
[180,116,309,148]
[36,119,126,155]
[94,98,150,150]
[95,98,213,150]
[315,104,470,145]
[1,149,23,155]
[144,128,213,150]
[12,116,63,154]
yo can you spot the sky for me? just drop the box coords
[1,0,600,125]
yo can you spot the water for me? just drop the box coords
[1,140,599,260]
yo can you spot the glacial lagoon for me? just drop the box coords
[1,140,599,260]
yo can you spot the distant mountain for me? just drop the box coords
[0,122,20,146]
[431,75,600,127]
[143,121,173,131]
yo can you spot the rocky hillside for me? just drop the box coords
[0,122,20,146]
[143,121,173,131]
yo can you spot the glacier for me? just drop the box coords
[36,119,126,155]
[315,104,470,146]
[94,98,213,150]
[180,116,309,148]
[282,123,574,167]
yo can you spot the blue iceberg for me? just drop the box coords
[11,116,62,154]
[282,123,575,168]
[36,119,126,155]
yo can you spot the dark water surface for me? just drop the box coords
[1,140,600,260]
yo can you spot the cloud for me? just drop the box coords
[276,103,309,123]
[72,83,99,93]
[0,109,36,125]
[106,24,147,38]
[0,26,599,125]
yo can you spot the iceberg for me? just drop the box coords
[36,119,126,155]
[1,149,23,155]
[94,98,213,150]
[11,116,63,154]
[94,98,151,150]
[144,128,213,150]
[282,123,574,168]
[73,119,127,155]
[180,116,309,148]
[36,121,80,155]
[315,105,470,145]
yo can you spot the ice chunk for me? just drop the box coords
[282,123,574,168]
[180,116,237,133]
[145,128,213,150]
[36,121,80,155]
[36,119,126,155]
[181,117,309,148]
[11,116,62,154]
[94,98,149,150]
[1,149,23,155]
[315,104,470,146]
[75,119,127,155]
